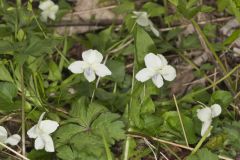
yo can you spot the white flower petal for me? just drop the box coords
[48,12,56,20]
[149,21,159,37]
[68,61,87,74]
[35,137,45,150]
[27,125,38,139]
[201,121,212,137]
[39,0,54,10]
[38,112,46,125]
[136,68,153,82]
[211,104,222,118]
[197,107,212,122]
[152,74,164,88]
[41,12,49,22]
[160,65,176,81]
[82,49,103,64]
[84,68,96,82]
[144,53,163,69]
[50,5,59,13]
[40,120,59,134]
[0,126,8,142]
[157,54,168,66]
[133,11,150,27]
[5,134,21,146]
[42,134,55,152]
[93,64,111,77]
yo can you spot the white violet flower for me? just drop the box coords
[132,11,159,37]
[197,104,222,137]
[68,49,112,82]
[0,126,21,146]
[39,0,59,22]
[136,53,176,88]
[27,112,59,152]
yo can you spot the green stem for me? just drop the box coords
[20,66,26,156]
[191,126,213,155]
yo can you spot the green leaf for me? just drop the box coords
[142,2,165,17]
[205,134,226,150]
[180,34,201,49]
[48,60,61,81]
[135,26,157,64]
[200,5,215,13]
[56,102,125,160]
[86,27,113,53]
[24,37,58,57]
[113,1,134,14]
[106,60,125,82]
[0,82,18,111]
[27,150,53,160]
[168,0,178,6]
[217,0,228,12]
[0,61,13,82]
[210,90,233,108]
[223,121,240,150]
[161,111,198,144]
[141,97,155,114]
[186,148,219,160]
[229,0,240,22]
[0,40,13,54]
[223,29,240,46]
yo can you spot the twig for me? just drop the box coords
[49,16,232,29]
[0,141,30,160]
[72,5,117,15]
[173,95,189,147]
[143,138,158,160]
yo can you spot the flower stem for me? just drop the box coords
[173,95,189,147]
[20,66,26,156]
[191,126,212,155]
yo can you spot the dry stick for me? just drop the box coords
[72,5,117,15]
[128,133,233,160]
[2,150,22,160]
[143,138,158,160]
[50,16,232,29]
[0,141,29,160]
[173,95,189,147]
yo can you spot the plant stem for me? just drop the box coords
[20,66,26,156]
[123,63,136,160]
[191,126,212,155]
[173,95,189,147]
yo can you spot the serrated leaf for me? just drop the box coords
[56,102,125,160]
